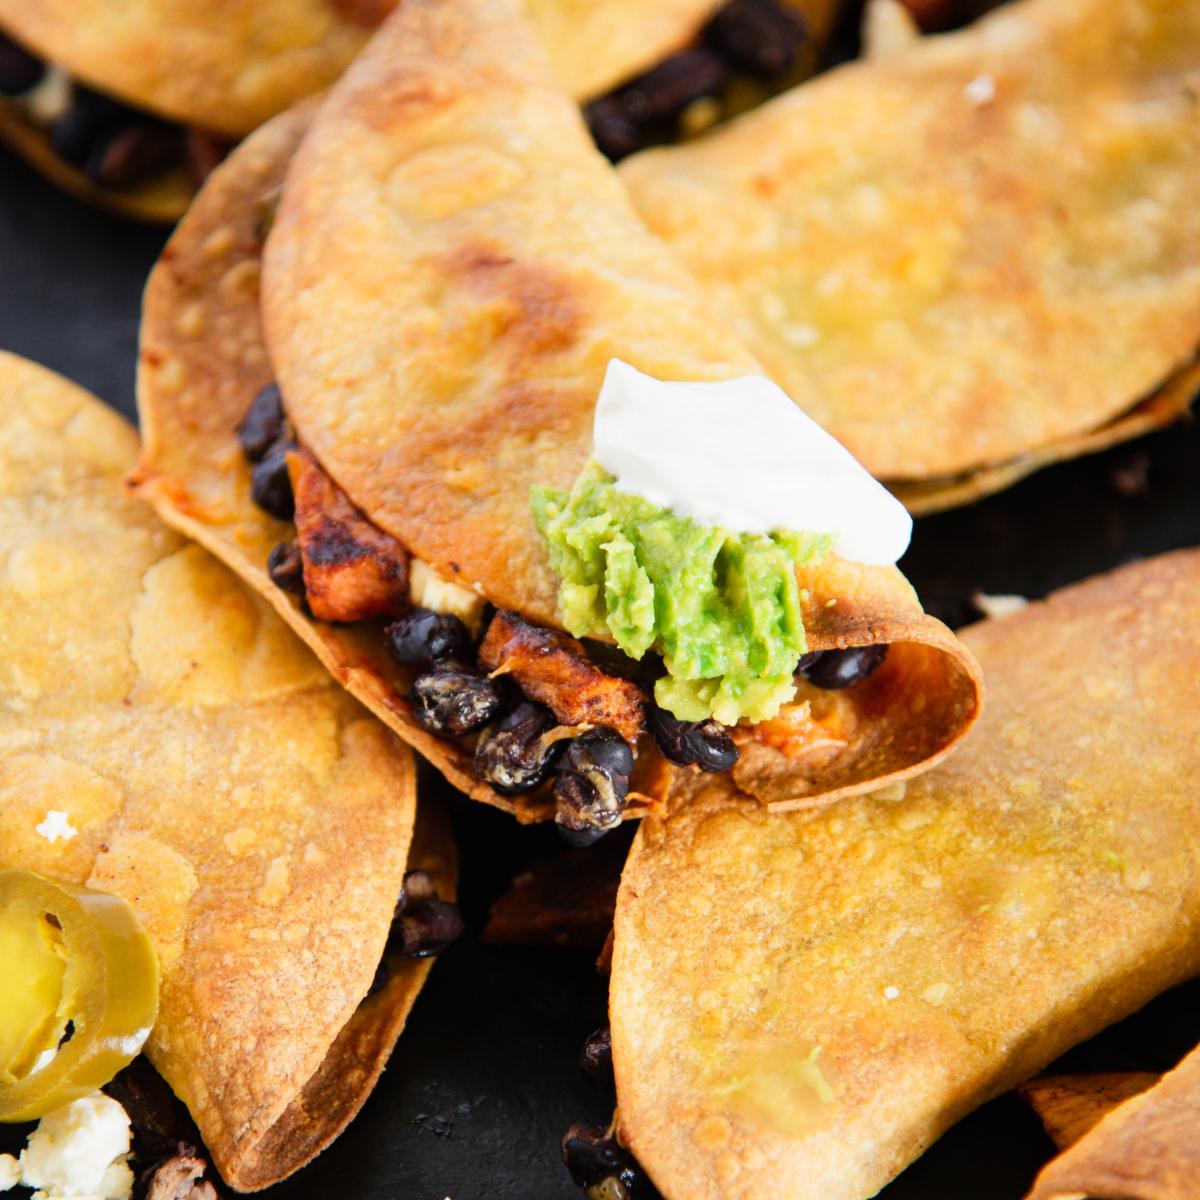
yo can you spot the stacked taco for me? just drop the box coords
[619,0,1200,511]
[0,352,458,1190]
[0,0,793,220]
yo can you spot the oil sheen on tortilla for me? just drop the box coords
[619,0,1200,502]
[0,352,447,1192]
[612,549,1200,1200]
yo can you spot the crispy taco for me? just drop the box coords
[619,0,1200,512]
[612,549,1200,1200]
[0,351,458,1191]
[0,0,730,220]
[1027,1046,1200,1200]
[136,0,981,843]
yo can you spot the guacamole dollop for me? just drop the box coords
[532,463,832,725]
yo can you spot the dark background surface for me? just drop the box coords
[3,138,1200,1200]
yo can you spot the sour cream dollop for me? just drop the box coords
[593,360,912,566]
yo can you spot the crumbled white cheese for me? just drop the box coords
[883,985,900,1000]
[35,810,77,844]
[0,1155,20,1191]
[963,73,996,106]
[972,592,1028,620]
[409,558,486,633]
[10,1094,133,1200]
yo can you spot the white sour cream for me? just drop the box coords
[593,360,912,566]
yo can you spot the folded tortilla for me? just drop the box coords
[611,549,1200,1200]
[0,0,721,136]
[1026,1048,1200,1200]
[0,351,451,1192]
[136,0,980,823]
[619,0,1200,509]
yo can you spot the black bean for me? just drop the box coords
[619,49,729,124]
[237,382,285,462]
[647,706,739,772]
[49,86,129,166]
[798,643,889,690]
[410,664,502,736]
[475,702,561,794]
[561,1124,638,1196]
[584,97,645,163]
[579,1027,614,1089]
[385,608,471,667]
[83,122,183,189]
[266,541,305,594]
[706,0,808,78]
[581,640,663,687]
[554,729,632,845]
[250,442,295,521]
[391,897,464,958]
[0,36,44,96]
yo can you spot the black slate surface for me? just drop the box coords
[3,141,1199,1200]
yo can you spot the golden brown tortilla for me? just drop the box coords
[1019,1072,1160,1153]
[619,0,1200,496]
[0,351,447,1192]
[138,2,980,821]
[612,549,1200,1200]
[894,356,1200,515]
[0,0,721,138]
[1027,1049,1200,1200]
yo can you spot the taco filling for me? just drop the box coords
[233,358,913,845]
[0,35,227,198]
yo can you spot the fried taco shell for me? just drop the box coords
[1020,1072,1160,1153]
[0,0,722,138]
[1026,1047,1200,1200]
[619,0,1200,503]
[0,352,450,1192]
[612,549,1200,1200]
[136,0,980,823]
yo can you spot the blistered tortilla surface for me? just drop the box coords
[141,4,980,817]
[0,0,719,135]
[0,352,425,1191]
[612,549,1200,1200]
[620,0,1200,482]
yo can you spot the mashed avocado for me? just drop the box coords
[532,463,832,725]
